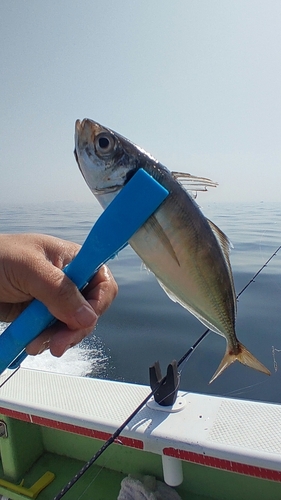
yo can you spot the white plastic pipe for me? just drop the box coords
[162,454,183,487]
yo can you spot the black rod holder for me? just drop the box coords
[149,360,179,406]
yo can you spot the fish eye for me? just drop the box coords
[95,133,115,157]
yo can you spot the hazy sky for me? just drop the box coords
[1,1,281,204]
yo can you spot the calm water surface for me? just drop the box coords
[0,200,281,404]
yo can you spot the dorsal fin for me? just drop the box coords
[172,172,218,198]
[207,218,237,312]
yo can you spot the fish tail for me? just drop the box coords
[209,341,271,384]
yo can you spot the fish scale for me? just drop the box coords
[75,118,270,383]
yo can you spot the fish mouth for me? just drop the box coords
[75,118,89,144]
[74,118,99,167]
[75,118,101,135]
[74,119,82,157]
[75,118,90,132]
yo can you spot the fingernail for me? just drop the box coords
[38,340,50,355]
[74,304,97,327]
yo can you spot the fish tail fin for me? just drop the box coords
[209,341,271,384]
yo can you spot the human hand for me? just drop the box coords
[0,233,118,357]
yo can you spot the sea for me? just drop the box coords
[0,200,281,405]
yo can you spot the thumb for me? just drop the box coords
[28,260,98,330]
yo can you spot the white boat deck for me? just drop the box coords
[0,368,281,482]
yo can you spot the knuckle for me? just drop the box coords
[53,274,77,304]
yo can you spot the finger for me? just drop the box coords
[25,329,52,355]
[26,322,94,357]
[26,265,118,357]
[26,258,98,331]
[83,265,118,317]
[1,235,97,328]
[0,301,30,323]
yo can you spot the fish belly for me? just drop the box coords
[129,198,235,340]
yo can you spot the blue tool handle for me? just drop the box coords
[0,169,168,374]
[7,350,29,370]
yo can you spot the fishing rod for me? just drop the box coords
[53,244,281,500]
[236,244,281,299]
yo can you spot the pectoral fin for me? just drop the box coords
[143,215,180,266]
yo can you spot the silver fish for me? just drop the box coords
[74,118,270,382]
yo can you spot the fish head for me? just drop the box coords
[75,119,145,206]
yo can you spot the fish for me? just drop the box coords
[74,118,270,383]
